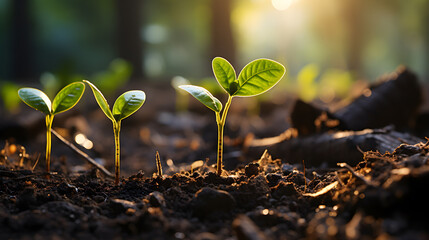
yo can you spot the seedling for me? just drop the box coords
[155,151,163,178]
[18,82,85,174]
[83,80,145,185]
[179,57,285,175]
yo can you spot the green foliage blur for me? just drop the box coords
[0,81,21,113]
[0,0,427,105]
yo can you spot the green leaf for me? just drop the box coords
[18,88,52,115]
[83,80,115,121]
[212,57,236,95]
[233,59,285,97]
[178,85,222,112]
[52,82,85,115]
[112,90,146,121]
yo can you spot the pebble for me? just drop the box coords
[191,187,236,218]
[245,163,260,177]
[109,198,137,215]
[272,181,298,199]
[266,173,283,187]
[281,163,294,175]
[148,191,166,207]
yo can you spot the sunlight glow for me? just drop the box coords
[75,133,86,145]
[262,209,270,215]
[83,141,93,150]
[74,133,93,150]
[272,0,299,11]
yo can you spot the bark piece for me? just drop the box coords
[334,67,421,131]
[291,67,422,135]
[249,127,423,166]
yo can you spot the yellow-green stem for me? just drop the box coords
[113,120,121,185]
[216,121,224,175]
[216,95,233,175]
[45,114,54,175]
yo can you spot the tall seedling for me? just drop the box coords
[18,82,85,174]
[179,57,285,175]
[83,80,145,185]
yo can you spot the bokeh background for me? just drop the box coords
[1,0,429,175]
[1,0,428,110]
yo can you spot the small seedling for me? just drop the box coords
[155,151,163,178]
[83,80,145,185]
[18,82,85,174]
[179,57,285,175]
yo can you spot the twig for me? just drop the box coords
[334,171,345,187]
[32,153,41,171]
[249,128,297,147]
[337,162,376,187]
[51,129,114,178]
[302,181,338,197]
[302,159,307,193]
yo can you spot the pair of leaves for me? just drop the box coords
[83,80,146,122]
[179,57,286,113]
[18,82,85,116]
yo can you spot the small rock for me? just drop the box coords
[281,163,294,175]
[266,173,283,187]
[109,198,137,215]
[249,175,271,194]
[148,191,166,207]
[272,181,298,199]
[232,214,267,240]
[191,187,236,218]
[245,163,260,177]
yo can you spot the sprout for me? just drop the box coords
[18,82,85,175]
[179,57,285,175]
[83,80,145,185]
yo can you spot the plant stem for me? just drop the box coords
[216,95,233,175]
[113,121,121,185]
[113,120,121,185]
[216,120,224,175]
[45,114,54,175]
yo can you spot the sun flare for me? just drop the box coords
[271,0,299,11]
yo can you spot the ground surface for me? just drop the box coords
[1,142,429,239]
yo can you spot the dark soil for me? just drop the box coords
[1,141,429,239]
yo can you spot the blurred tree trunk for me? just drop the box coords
[210,0,236,66]
[343,1,363,77]
[425,1,429,80]
[115,0,144,80]
[11,0,34,81]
